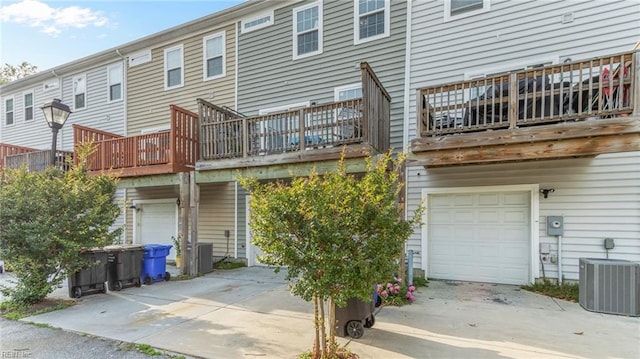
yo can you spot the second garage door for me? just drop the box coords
[137,201,177,261]
[428,191,530,285]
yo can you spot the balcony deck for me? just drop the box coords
[4,149,73,172]
[1,143,36,171]
[411,50,640,166]
[73,105,198,177]
[196,62,391,172]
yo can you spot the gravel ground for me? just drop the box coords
[0,318,180,359]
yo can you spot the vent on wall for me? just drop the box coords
[579,258,640,316]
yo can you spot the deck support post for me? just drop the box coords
[179,172,191,275]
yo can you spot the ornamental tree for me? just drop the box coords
[240,151,423,359]
[0,145,122,304]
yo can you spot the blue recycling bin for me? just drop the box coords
[141,244,172,285]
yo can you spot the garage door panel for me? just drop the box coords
[504,192,529,205]
[428,191,530,285]
[503,209,528,224]
[478,193,499,206]
[454,210,474,222]
[453,194,474,206]
[478,209,500,223]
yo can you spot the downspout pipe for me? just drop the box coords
[557,235,563,284]
[115,49,128,136]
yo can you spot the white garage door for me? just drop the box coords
[428,191,530,285]
[137,202,177,261]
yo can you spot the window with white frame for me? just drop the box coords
[241,10,274,33]
[354,0,390,44]
[73,74,86,110]
[445,0,490,20]
[107,64,123,102]
[164,45,184,90]
[4,97,14,125]
[203,32,225,80]
[293,1,322,59]
[24,91,34,121]
[334,83,363,102]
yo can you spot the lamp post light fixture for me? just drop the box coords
[41,98,72,167]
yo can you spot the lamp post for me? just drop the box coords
[41,99,72,167]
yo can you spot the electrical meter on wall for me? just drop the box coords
[547,216,564,236]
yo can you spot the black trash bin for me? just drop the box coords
[334,297,375,339]
[105,244,144,291]
[67,248,108,299]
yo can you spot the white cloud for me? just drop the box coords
[0,0,108,37]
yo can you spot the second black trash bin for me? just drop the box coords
[334,297,375,339]
[67,248,108,299]
[105,244,144,291]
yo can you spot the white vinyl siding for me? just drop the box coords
[164,45,184,90]
[23,91,34,122]
[241,10,274,33]
[293,1,323,60]
[445,0,490,21]
[107,64,123,102]
[203,32,226,81]
[354,0,390,44]
[4,97,14,126]
[72,74,87,110]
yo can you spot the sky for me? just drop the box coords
[0,0,245,71]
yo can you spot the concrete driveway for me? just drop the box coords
[10,267,640,359]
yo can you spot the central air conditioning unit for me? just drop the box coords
[197,242,214,274]
[579,258,640,316]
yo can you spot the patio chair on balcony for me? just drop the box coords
[335,106,362,143]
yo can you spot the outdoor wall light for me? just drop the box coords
[41,98,72,166]
[540,188,555,198]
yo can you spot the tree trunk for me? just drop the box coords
[313,295,320,359]
[319,296,327,357]
[328,296,337,358]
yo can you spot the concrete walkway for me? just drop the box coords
[6,267,639,358]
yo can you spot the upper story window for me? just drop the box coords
[203,32,226,80]
[72,74,87,110]
[445,0,490,21]
[354,0,390,44]
[293,1,323,60]
[241,10,274,33]
[335,83,363,101]
[4,97,14,126]
[107,64,123,102]
[24,91,34,121]
[164,45,184,90]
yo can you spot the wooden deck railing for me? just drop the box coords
[199,62,391,160]
[73,105,199,174]
[0,143,37,170]
[4,150,73,172]
[418,50,638,136]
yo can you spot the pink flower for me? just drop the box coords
[394,285,401,292]
[408,285,416,292]
[386,282,393,288]
[380,290,388,297]
[376,284,383,292]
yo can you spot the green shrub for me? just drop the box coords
[521,280,579,302]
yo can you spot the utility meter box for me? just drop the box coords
[547,216,564,236]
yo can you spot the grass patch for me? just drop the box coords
[0,298,75,320]
[135,344,163,356]
[169,273,202,281]
[521,280,579,302]
[213,261,245,270]
[412,276,429,287]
